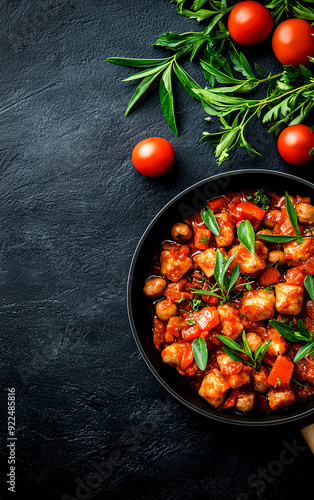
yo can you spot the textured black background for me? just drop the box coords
[1,1,314,499]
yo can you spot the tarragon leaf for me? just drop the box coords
[238,220,255,254]
[159,64,178,136]
[192,337,208,371]
[201,206,221,236]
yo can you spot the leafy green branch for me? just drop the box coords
[217,331,272,371]
[196,56,314,164]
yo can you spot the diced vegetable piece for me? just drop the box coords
[207,197,226,213]
[267,355,294,387]
[259,267,280,287]
[153,318,167,350]
[191,306,220,333]
[194,226,211,250]
[236,201,266,221]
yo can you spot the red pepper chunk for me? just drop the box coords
[207,197,226,213]
[181,343,194,371]
[191,306,220,333]
[268,355,294,387]
[236,201,266,221]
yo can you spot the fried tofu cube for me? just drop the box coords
[267,387,295,411]
[225,370,251,389]
[260,326,288,356]
[199,368,230,407]
[246,331,264,353]
[216,351,244,377]
[240,289,275,322]
[253,366,270,393]
[160,245,192,282]
[217,303,243,339]
[236,392,255,412]
[161,343,184,368]
[275,284,305,316]
[197,248,216,278]
[215,212,234,247]
[228,241,268,274]
[283,239,314,262]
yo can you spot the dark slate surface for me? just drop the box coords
[0,1,313,499]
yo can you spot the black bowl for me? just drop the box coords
[127,169,314,426]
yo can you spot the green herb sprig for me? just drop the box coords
[269,319,314,362]
[259,192,314,244]
[108,1,314,164]
[217,330,272,371]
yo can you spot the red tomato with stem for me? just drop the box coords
[132,137,175,177]
[228,1,273,46]
[278,125,314,165]
[272,18,314,68]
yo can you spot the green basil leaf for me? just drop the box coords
[293,342,314,363]
[216,334,245,353]
[237,220,255,254]
[106,57,170,68]
[305,275,314,302]
[257,234,299,243]
[192,337,208,371]
[285,192,303,241]
[201,206,221,236]
[269,320,299,342]
[228,263,240,292]
[221,347,247,364]
[159,64,178,136]
[125,69,165,116]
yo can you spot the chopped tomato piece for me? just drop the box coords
[219,389,238,409]
[259,267,280,287]
[181,324,201,341]
[153,318,167,349]
[194,226,212,250]
[268,355,294,387]
[166,316,187,337]
[286,268,307,286]
[207,197,226,213]
[236,201,266,221]
[181,343,194,371]
[191,306,220,333]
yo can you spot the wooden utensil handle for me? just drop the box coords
[301,423,314,454]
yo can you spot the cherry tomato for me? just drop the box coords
[131,137,175,177]
[278,124,314,165]
[272,19,314,67]
[228,1,273,46]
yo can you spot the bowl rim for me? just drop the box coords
[127,169,314,426]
